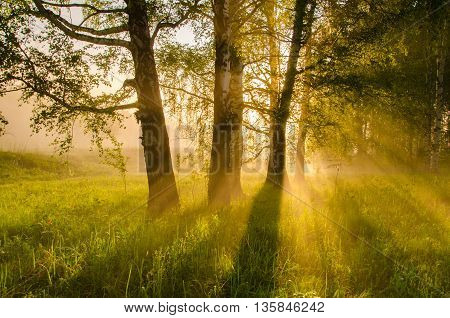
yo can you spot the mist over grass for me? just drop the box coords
[0,151,119,184]
[0,151,448,297]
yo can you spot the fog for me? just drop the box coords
[0,92,140,152]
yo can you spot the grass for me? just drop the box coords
[0,151,448,297]
[0,151,114,184]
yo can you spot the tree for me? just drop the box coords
[294,43,312,182]
[208,0,257,204]
[266,0,315,186]
[429,0,448,171]
[0,112,7,136]
[285,0,439,175]
[1,0,205,210]
[263,0,280,121]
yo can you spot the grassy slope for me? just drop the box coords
[0,152,448,297]
[0,151,114,184]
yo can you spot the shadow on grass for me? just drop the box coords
[225,183,282,297]
[323,178,450,297]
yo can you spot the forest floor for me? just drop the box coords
[0,151,449,297]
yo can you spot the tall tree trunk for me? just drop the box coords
[266,0,308,186]
[294,43,312,183]
[294,88,310,183]
[208,0,243,205]
[424,12,435,170]
[264,0,280,112]
[230,50,244,198]
[295,121,307,182]
[127,0,179,210]
[355,113,368,157]
[430,16,447,171]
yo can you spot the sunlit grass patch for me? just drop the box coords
[0,155,448,297]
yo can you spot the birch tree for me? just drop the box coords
[1,0,205,210]
[208,0,259,204]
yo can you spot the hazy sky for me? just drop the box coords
[0,91,142,152]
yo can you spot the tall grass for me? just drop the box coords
[0,152,448,297]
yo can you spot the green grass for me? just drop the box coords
[0,151,448,297]
[0,151,114,184]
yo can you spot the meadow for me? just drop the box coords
[0,151,448,297]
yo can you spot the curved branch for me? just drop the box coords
[243,144,270,163]
[243,102,271,115]
[151,16,189,45]
[56,17,129,36]
[32,0,131,49]
[71,102,139,113]
[11,76,138,114]
[0,86,27,94]
[243,121,270,136]
[160,84,213,104]
[150,0,202,45]
[40,1,126,14]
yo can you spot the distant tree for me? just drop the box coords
[429,0,448,171]
[157,43,215,174]
[0,112,7,136]
[288,0,445,173]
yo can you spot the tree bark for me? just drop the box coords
[127,0,179,210]
[264,0,280,112]
[430,16,447,172]
[229,50,244,198]
[294,42,313,183]
[208,0,243,205]
[266,0,308,186]
[294,121,307,182]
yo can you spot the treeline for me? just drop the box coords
[0,0,448,209]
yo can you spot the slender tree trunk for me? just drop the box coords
[355,114,368,157]
[230,50,244,197]
[264,0,280,112]
[294,96,309,183]
[430,16,447,171]
[266,0,308,186]
[208,0,243,205]
[294,42,312,183]
[127,0,179,210]
[424,14,435,170]
[294,122,307,182]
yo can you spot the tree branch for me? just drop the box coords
[0,86,27,94]
[243,102,271,115]
[32,0,131,49]
[243,120,270,135]
[160,84,213,104]
[150,0,201,45]
[40,1,126,14]
[11,76,138,114]
[243,144,270,163]
[56,17,129,36]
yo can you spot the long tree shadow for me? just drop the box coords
[323,178,450,297]
[226,183,282,297]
